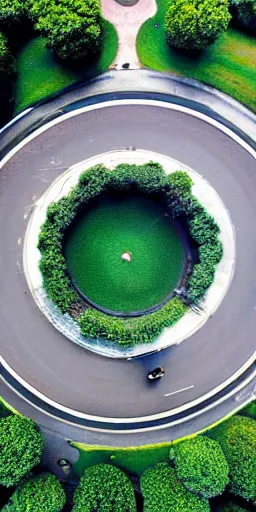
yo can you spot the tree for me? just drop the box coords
[0,32,14,86]
[237,0,256,32]
[208,416,256,502]
[0,0,27,31]
[140,462,210,512]
[2,473,66,512]
[169,436,229,498]
[28,0,102,61]
[165,0,231,51]
[72,464,136,512]
[0,415,44,487]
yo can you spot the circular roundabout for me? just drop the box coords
[0,72,255,440]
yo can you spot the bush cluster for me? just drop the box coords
[72,463,136,512]
[2,473,66,512]
[165,0,231,51]
[0,32,14,87]
[39,163,222,345]
[169,436,229,498]
[215,503,248,512]
[28,0,103,61]
[208,416,256,502]
[140,462,210,512]
[0,0,28,31]
[0,415,44,487]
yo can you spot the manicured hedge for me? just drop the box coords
[72,463,136,512]
[208,416,256,502]
[38,163,222,345]
[2,473,66,512]
[0,415,44,487]
[140,462,210,512]
[169,436,229,498]
[165,0,231,51]
[28,0,103,61]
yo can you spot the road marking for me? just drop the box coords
[164,385,194,397]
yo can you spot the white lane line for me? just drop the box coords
[164,385,194,397]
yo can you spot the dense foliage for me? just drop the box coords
[28,0,103,61]
[237,0,256,32]
[215,502,248,512]
[165,0,231,50]
[140,462,210,512]
[169,436,229,498]
[0,32,14,86]
[2,473,66,512]
[208,416,256,502]
[0,415,44,487]
[72,463,136,512]
[0,0,27,30]
[39,163,222,345]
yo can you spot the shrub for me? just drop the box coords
[109,162,168,193]
[199,241,223,266]
[214,502,248,512]
[0,0,27,30]
[140,462,210,512]
[208,416,256,502]
[165,0,231,51]
[187,262,215,302]
[168,170,193,195]
[0,32,14,86]
[72,463,136,512]
[237,0,256,32]
[79,297,187,346]
[189,211,220,245]
[29,0,103,61]
[169,436,229,498]
[2,473,66,512]
[0,415,44,487]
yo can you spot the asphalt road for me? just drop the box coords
[0,101,255,422]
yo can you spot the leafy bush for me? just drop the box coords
[140,462,210,512]
[237,0,256,32]
[168,170,193,195]
[79,297,187,346]
[0,0,27,30]
[0,32,14,86]
[29,0,103,61]
[72,463,136,512]
[169,436,229,498]
[187,262,215,302]
[189,211,220,245]
[109,162,168,193]
[165,0,231,51]
[2,473,66,512]
[0,415,44,487]
[198,241,223,266]
[208,416,256,502]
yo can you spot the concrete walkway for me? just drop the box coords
[101,0,157,69]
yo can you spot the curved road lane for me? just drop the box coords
[0,101,255,423]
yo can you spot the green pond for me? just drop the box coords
[64,193,185,314]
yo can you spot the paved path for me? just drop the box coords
[101,0,156,68]
[0,71,255,444]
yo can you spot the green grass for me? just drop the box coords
[14,19,118,114]
[137,1,256,113]
[64,193,185,313]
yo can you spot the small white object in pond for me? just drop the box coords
[121,252,132,262]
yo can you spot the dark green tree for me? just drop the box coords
[208,416,256,502]
[214,502,248,512]
[237,0,256,32]
[169,436,229,498]
[72,463,136,512]
[29,0,102,61]
[0,415,44,487]
[2,473,66,512]
[140,462,210,512]
[0,0,27,30]
[165,0,231,51]
[0,32,14,85]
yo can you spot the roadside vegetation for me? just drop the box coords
[137,0,256,112]
[0,405,255,511]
